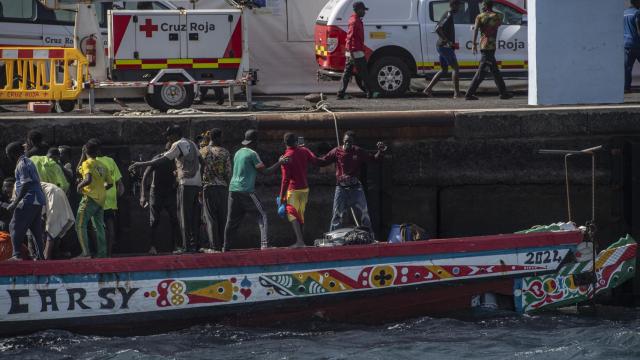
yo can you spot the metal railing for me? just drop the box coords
[0,47,88,101]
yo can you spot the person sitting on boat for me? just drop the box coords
[1,142,46,260]
[75,141,113,259]
[223,129,287,251]
[140,143,180,255]
[317,131,387,239]
[278,133,320,248]
[0,177,14,232]
[129,125,202,254]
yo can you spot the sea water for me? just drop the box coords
[1,307,639,360]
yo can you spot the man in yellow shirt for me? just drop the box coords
[75,141,113,258]
[91,139,124,256]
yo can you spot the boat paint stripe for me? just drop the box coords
[0,245,576,285]
[0,231,582,277]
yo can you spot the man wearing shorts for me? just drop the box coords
[278,133,319,247]
[424,0,461,98]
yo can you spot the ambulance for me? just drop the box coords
[315,0,528,97]
[0,1,250,112]
[106,8,245,110]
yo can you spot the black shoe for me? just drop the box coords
[337,93,352,100]
[366,91,380,99]
[465,95,479,100]
[499,92,514,100]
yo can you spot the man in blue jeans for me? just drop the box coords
[423,0,461,98]
[625,0,640,93]
[318,131,387,238]
[1,142,46,260]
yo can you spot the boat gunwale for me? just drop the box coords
[0,231,583,277]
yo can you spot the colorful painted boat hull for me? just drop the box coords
[0,230,631,336]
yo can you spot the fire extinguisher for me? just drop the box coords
[85,35,96,67]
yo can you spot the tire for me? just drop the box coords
[54,100,75,113]
[144,93,157,108]
[370,56,411,97]
[150,83,194,112]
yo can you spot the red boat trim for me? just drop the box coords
[0,231,582,277]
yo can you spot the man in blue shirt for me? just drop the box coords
[1,142,46,260]
[624,0,640,92]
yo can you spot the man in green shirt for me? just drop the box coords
[465,0,513,100]
[223,129,286,251]
[30,148,69,193]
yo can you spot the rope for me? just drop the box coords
[303,94,340,146]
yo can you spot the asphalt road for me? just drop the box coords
[1,88,640,117]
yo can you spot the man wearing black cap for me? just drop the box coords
[129,125,202,254]
[337,1,378,100]
[223,129,287,251]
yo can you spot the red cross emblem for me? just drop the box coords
[139,18,158,38]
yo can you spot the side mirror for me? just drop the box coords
[521,15,528,26]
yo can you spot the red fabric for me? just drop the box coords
[319,146,376,185]
[0,231,583,277]
[285,204,303,224]
[345,14,365,53]
[279,147,318,197]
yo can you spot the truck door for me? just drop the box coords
[185,12,232,60]
[134,10,183,61]
[492,1,527,76]
[420,0,479,76]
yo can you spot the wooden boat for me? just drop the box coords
[0,229,635,336]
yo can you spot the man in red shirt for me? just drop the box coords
[337,1,378,100]
[279,133,319,247]
[318,131,387,238]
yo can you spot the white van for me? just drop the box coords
[315,0,528,96]
[0,1,175,50]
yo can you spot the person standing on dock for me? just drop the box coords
[75,141,113,259]
[465,0,513,101]
[129,125,202,254]
[200,128,232,253]
[140,143,180,255]
[1,142,46,260]
[318,131,386,239]
[423,0,462,99]
[278,133,319,248]
[625,0,640,93]
[223,129,287,251]
[337,1,378,100]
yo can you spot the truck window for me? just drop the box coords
[0,0,35,20]
[493,2,523,25]
[123,2,167,10]
[429,0,473,24]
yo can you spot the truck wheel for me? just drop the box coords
[144,93,157,108]
[370,57,411,97]
[54,100,75,113]
[151,83,194,112]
